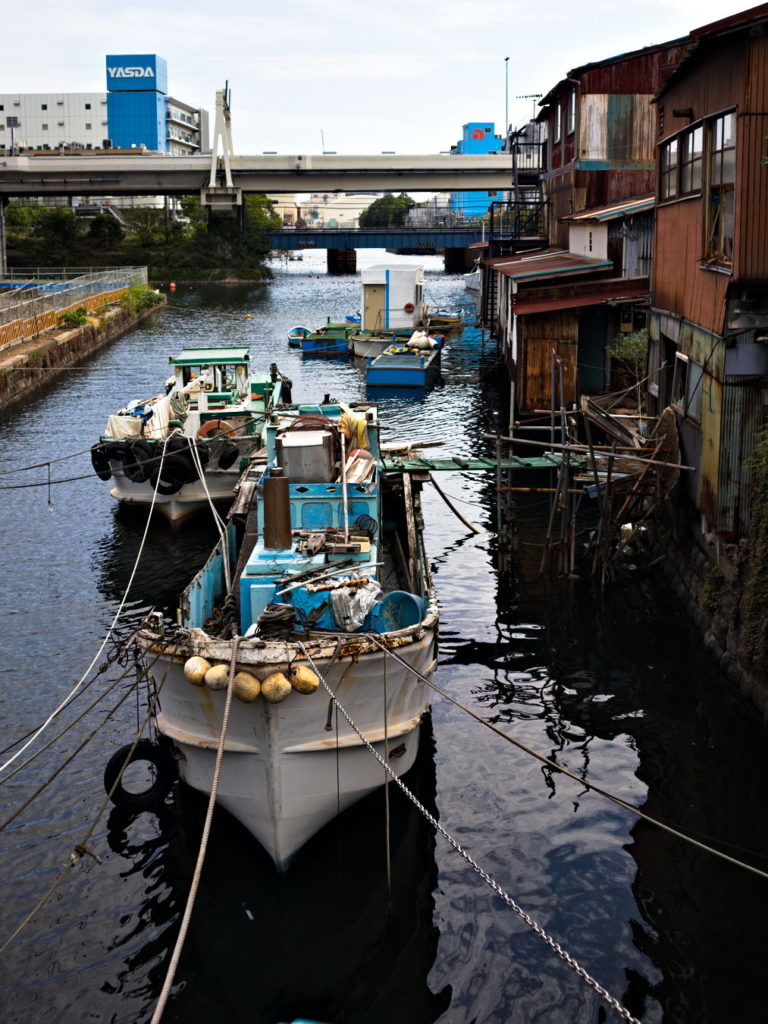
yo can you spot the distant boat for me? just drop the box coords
[345,313,361,324]
[299,320,359,356]
[129,399,437,869]
[367,342,441,389]
[427,309,465,331]
[463,268,481,293]
[288,326,312,347]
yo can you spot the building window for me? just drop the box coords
[706,111,735,266]
[57,100,63,105]
[554,103,561,142]
[567,89,576,134]
[0,105,3,111]
[42,124,48,131]
[58,122,64,127]
[41,103,48,110]
[85,123,92,130]
[85,103,91,110]
[680,125,703,193]
[660,138,678,199]
[672,353,704,421]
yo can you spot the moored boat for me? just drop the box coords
[91,348,290,522]
[287,326,312,347]
[366,341,442,389]
[298,320,358,356]
[427,309,465,331]
[132,400,437,869]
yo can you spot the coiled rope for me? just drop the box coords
[296,641,641,1024]
[150,635,241,1024]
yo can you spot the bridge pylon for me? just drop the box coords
[202,85,242,211]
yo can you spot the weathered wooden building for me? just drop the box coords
[538,39,690,248]
[649,2,768,539]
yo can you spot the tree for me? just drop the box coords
[359,193,413,228]
[88,213,124,244]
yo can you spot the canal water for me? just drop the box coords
[1,250,767,1024]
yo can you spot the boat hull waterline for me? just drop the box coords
[141,621,437,869]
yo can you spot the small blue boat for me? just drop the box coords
[288,326,312,348]
[300,321,358,356]
[366,344,441,389]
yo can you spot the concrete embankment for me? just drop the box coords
[649,505,768,719]
[0,301,162,412]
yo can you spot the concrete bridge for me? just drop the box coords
[0,152,517,199]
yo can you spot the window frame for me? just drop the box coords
[705,110,736,267]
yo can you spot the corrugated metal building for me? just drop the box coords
[649,2,768,539]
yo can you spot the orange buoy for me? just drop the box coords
[169,281,177,291]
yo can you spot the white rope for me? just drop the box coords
[187,439,231,592]
[297,641,641,1024]
[0,438,171,779]
[150,634,240,1023]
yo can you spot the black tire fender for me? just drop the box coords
[218,441,240,470]
[103,739,177,809]
[123,440,155,483]
[91,443,112,481]
[149,453,195,495]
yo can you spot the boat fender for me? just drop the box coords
[261,672,292,703]
[103,738,177,810]
[91,443,112,481]
[234,671,261,702]
[250,662,287,682]
[204,664,230,690]
[289,666,320,694]
[104,440,130,463]
[150,453,198,494]
[184,656,211,685]
[123,439,156,483]
[217,441,240,470]
[404,302,415,314]
[197,419,231,439]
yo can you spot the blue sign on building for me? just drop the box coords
[450,122,504,218]
[106,54,168,94]
[106,54,168,151]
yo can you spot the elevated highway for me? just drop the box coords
[0,152,522,199]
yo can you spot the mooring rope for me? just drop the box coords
[296,641,640,1024]
[0,440,171,779]
[365,635,768,882]
[150,634,241,1024]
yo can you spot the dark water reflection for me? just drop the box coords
[1,252,767,1023]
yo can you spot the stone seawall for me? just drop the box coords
[648,503,768,719]
[0,303,160,412]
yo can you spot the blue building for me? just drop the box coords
[0,55,207,155]
[449,122,505,218]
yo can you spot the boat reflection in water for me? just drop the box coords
[103,720,449,1024]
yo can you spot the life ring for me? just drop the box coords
[197,419,232,439]
[91,443,112,481]
[404,302,415,314]
[103,738,177,809]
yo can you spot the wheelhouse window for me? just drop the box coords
[706,111,735,266]
[680,125,703,193]
[660,138,678,199]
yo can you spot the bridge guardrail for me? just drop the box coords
[0,267,147,327]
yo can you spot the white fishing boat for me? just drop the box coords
[91,348,290,522]
[130,400,437,869]
[463,267,481,293]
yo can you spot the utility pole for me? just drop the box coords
[504,57,509,139]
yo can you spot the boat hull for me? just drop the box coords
[144,627,436,868]
[366,349,441,389]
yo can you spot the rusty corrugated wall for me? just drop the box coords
[717,379,765,536]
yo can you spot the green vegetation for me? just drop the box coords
[120,284,164,313]
[59,306,89,328]
[607,327,648,385]
[5,195,281,280]
[359,193,414,228]
[742,429,768,668]
[701,565,724,613]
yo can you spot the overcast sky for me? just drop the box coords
[4,0,757,155]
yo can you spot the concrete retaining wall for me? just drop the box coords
[0,302,160,412]
[648,503,768,719]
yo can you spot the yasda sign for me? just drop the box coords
[105,54,167,93]
[108,66,154,79]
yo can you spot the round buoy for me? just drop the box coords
[184,656,211,685]
[261,672,292,703]
[404,302,415,314]
[103,739,177,810]
[289,665,320,694]
[169,282,177,292]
